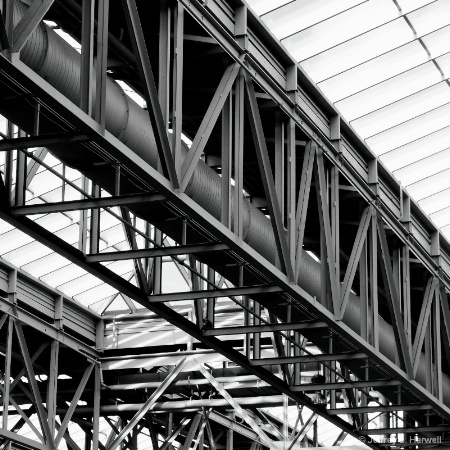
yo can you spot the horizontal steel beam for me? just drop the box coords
[250,352,367,366]
[291,379,402,392]
[148,285,282,302]
[360,426,448,435]
[64,395,292,414]
[87,243,228,262]
[204,321,327,336]
[12,193,165,214]
[328,404,432,414]
[106,375,270,391]
[0,132,88,150]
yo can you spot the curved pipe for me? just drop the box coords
[6,1,450,409]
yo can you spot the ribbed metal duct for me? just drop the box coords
[6,1,450,410]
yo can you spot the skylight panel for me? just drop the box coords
[421,25,450,58]
[380,126,450,170]
[302,19,413,82]
[336,62,442,119]
[366,103,450,154]
[260,0,365,40]
[406,168,450,200]
[419,186,450,213]
[396,0,436,14]
[351,82,450,138]
[429,206,450,228]
[393,147,450,186]
[246,0,293,16]
[320,41,428,102]
[435,52,450,78]
[407,0,450,36]
[22,252,71,278]
[283,0,398,61]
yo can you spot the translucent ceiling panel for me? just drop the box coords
[429,207,450,228]
[245,0,292,16]
[351,82,450,138]
[380,126,450,170]
[436,52,450,78]
[421,25,450,58]
[331,62,440,119]
[407,0,450,36]
[405,168,450,200]
[302,19,413,82]
[393,147,450,186]
[261,0,365,40]
[3,241,53,268]
[396,0,436,14]
[419,187,450,213]
[283,0,398,61]
[319,41,428,102]
[22,252,71,278]
[40,264,86,288]
[366,103,450,154]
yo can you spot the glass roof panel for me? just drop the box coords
[247,0,293,16]
[366,103,450,154]
[333,62,441,119]
[259,0,366,40]
[319,41,429,102]
[282,0,398,61]
[302,19,413,83]
[396,0,436,14]
[419,187,450,213]
[407,0,450,36]
[429,206,450,228]
[21,252,71,278]
[393,147,450,186]
[351,82,450,138]
[404,168,450,200]
[421,25,450,58]
[436,52,450,77]
[378,118,450,170]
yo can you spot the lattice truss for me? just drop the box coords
[0,1,447,450]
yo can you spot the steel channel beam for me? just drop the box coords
[250,352,367,366]
[12,193,165,214]
[86,243,228,262]
[148,285,282,302]
[328,404,432,415]
[291,379,402,392]
[204,321,327,336]
[0,132,88,150]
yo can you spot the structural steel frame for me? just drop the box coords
[0,0,448,449]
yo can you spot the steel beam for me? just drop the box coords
[359,426,448,435]
[12,0,56,52]
[12,193,165,215]
[86,243,228,262]
[251,352,366,366]
[204,321,327,336]
[328,404,433,414]
[0,132,88,151]
[148,285,282,302]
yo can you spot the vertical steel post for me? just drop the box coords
[78,176,89,254]
[94,0,109,129]
[221,96,232,228]
[90,184,100,254]
[172,2,184,175]
[2,317,13,429]
[80,0,95,114]
[233,69,244,238]
[287,119,296,268]
[47,340,59,437]
[159,0,171,125]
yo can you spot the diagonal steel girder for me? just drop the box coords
[0,53,449,441]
